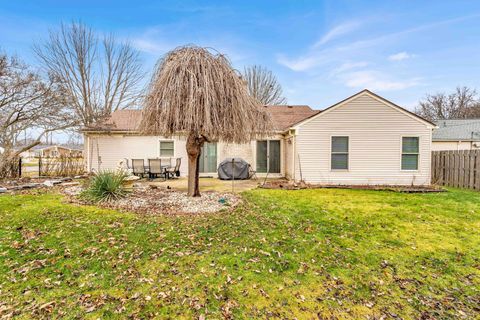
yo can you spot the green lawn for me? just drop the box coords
[0,188,479,319]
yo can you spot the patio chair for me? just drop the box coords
[148,159,164,180]
[132,159,146,178]
[248,164,257,180]
[165,158,181,179]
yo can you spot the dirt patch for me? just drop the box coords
[260,181,445,193]
[65,187,241,215]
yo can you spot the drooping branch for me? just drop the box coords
[140,46,274,196]
[140,46,273,144]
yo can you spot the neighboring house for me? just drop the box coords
[20,145,83,159]
[432,119,480,151]
[61,145,84,158]
[83,89,435,185]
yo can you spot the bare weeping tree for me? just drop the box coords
[140,46,273,197]
[415,86,480,121]
[0,53,73,177]
[34,22,144,126]
[242,65,287,105]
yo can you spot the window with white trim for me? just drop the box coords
[159,140,174,157]
[331,136,349,170]
[401,137,419,170]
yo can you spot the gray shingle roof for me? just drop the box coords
[433,119,480,141]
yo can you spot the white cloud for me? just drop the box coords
[132,38,172,55]
[277,20,365,71]
[313,21,362,48]
[331,61,369,75]
[278,13,480,73]
[340,70,420,91]
[388,52,413,61]
[276,53,324,72]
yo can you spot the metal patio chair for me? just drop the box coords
[132,159,146,178]
[148,158,164,180]
[165,158,181,179]
[248,163,257,180]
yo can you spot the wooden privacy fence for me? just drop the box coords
[432,150,480,189]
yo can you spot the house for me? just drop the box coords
[432,119,480,151]
[20,145,83,159]
[83,89,435,185]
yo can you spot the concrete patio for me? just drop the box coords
[143,177,283,193]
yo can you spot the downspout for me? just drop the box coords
[85,133,90,172]
[292,129,296,182]
[84,133,89,172]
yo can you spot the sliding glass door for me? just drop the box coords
[199,142,217,173]
[256,140,280,173]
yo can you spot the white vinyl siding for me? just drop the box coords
[284,136,294,179]
[85,134,286,178]
[86,135,189,176]
[293,93,432,185]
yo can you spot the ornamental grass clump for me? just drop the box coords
[80,170,129,203]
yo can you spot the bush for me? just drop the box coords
[80,170,129,203]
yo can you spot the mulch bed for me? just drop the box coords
[260,181,446,193]
[64,187,242,215]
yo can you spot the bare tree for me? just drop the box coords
[0,53,73,176]
[34,22,144,126]
[242,65,287,105]
[141,46,273,197]
[415,87,480,121]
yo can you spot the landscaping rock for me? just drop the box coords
[22,183,41,189]
[0,187,7,193]
[132,182,147,190]
[125,175,140,181]
[63,186,83,196]
[43,180,62,187]
[60,182,80,187]
[68,189,241,215]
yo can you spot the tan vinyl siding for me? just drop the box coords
[294,94,432,185]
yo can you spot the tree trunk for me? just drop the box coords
[186,133,206,197]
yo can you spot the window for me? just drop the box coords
[160,141,174,157]
[331,136,349,170]
[401,137,419,170]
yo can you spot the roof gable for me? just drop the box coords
[292,89,436,129]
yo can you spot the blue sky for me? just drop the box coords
[1,0,480,111]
